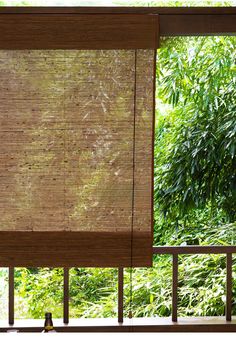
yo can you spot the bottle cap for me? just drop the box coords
[45,312,52,318]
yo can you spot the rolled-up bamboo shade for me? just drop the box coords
[0,17,157,267]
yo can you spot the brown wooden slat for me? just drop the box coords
[160,14,236,36]
[0,7,235,14]
[63,268,69,324]
[153,246,236,255]
[0,14,159,49]
[172,254,178,322]
[8,267,14,325]
[226,253,232,322]
[118,268,124,323]
[0,232,151,267]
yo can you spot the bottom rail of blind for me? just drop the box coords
[1,317,236,332]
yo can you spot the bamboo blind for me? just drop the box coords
[0,49,155,267]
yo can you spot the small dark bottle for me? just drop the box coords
[44,312,54,333]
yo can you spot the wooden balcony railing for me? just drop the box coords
[153,246,236,323]
[3,246,236,332]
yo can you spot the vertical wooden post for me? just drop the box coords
[172,254,178,322]
[63,267,69,324]
[8,267,14,325]
[118,267,124,323]
[226,253,232,322]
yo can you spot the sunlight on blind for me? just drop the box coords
[0,49,155,266]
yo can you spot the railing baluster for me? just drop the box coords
[118,267,124,323]
[226,253,232,321]
[172,254,178,322]
[63,267,69,324]
[8,267,14,325]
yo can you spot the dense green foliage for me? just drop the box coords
[154,36,236,248]
[0,35,235,320]
[155,37,236,223]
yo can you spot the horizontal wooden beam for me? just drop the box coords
[0,7,235,15]
[153,246,236,255]
[160,14,236,35]
[0,14,159,49]
[0,8,235,36]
